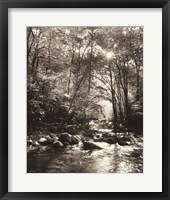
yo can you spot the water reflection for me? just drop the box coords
[28,140,143,173]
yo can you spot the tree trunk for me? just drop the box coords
[27,27,32,66]
[88,42,93,94]
[47,32,52,73]
[68,69,87,113]
[108,62,117,124]
[136,68,140,101]
[67,70,72,95]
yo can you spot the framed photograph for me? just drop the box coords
[0,0,169,199]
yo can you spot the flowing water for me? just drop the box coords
[27,131,143,173]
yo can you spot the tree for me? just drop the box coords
[27,26,143,132]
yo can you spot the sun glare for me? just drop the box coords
[106,52,113,59]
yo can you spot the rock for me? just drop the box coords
[27,139,33,145]
[121,137,132,142]
[63,142,70,146]
[49,133,56,139]
[118,141,131,146]
[107,122,113,129]
[53,141,64,149]
[33,141,40,146]
[117,137,132,146]
[105,137,117,144]
[85,130,95,139]
[59,132,72,144]
[83,141,102,150]
[46,135,53,143]
[38,145,49,153]
[70,135,80,145]
[53,136,59,141]
[39,138,48,145]
[93,133,103,142]
[27,146,40,154]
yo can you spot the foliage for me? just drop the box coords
[27,27,143,130]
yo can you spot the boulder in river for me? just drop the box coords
[105,137,117,144]
[59,132,72,144]
[53,136,59,142]
[83,141,102,150]
[27,146,40,154]
[53,141,64,149]
[63,142,70,147]
[46,135,53,143]
[118,141,131,146]
[49,133,57,139]
[33,141,40,146]
[39,137,48,145]
[117,137,132,146]
[70,135,80,145]
[27,139,33,146]
[93,134,103,142]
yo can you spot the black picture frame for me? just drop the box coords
[0,0,170,199]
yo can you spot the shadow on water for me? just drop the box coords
[27,140,143,173]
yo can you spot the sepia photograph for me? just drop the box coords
[27,26,143,173]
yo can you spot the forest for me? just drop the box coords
[27,27,143,173]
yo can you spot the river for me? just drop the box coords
[27,131,143,173]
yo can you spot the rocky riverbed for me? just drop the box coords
[27,126,143,173]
